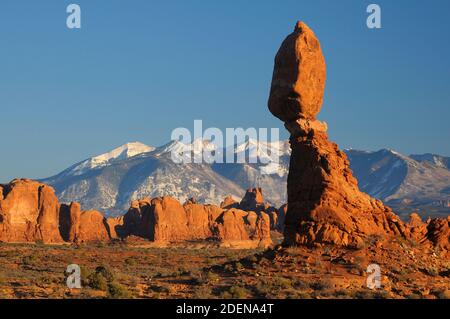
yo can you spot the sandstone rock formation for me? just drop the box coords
[212,208,272,248]
[220,196,238,209]
[268,22,414,248]
[60,202,110,243]
[0,179,62,243]
[150,197,191,242]
[59,202,81,242]
[276,204,288,232]
[104,215,125,239]
[116,194,273,247]
[0,179,273,248]
[184,203,223,239]
[239,188,265,211]
[426,217,450,250]
[75,210,110,243]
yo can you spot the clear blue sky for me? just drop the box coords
[1,0,449,182]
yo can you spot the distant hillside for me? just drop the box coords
[41,141,450,219]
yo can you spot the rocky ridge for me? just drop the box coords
[0,179,274,248]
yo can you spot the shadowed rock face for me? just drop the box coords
[268,22,442,248]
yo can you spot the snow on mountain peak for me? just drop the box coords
[98,142,155,161]
[69,142,155,176]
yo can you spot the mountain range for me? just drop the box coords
[40,140,450,219]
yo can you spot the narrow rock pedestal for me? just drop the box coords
[269,22,408,248]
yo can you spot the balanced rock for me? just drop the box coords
[268,22,409,248]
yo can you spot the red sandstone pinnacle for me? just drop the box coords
[239,188,265,211]
[286,131,409,247]
[267,22,448,248]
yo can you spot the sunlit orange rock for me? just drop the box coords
[268,23,410,248]
[268,21,326,122]
[0,179,62,243]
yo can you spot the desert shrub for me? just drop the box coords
[205,257,215,266]
[88,271,108,291]
[87,265,115,291]
[107,282,132,299]
[94,265,115,282]
[221,285,249,299]
[224,264,234,272]
[255,280,271,297]
[272,276,293,289]
[353,289,389,299]
[234,262,244,271]
[295,292,313,299]
[293,279,309,290]
[206,271,220,283]
[333,289,352,299]
[193,286,213,299]
[425,267,439,277]
[124,257,137,267]
[149,284,172,293]
[0,250,17,258]
[22,255,39,266]
[191,271,220,285]
[247,255,259,263]
[406,293,422,299]
[174,267,191,277]
[310,279,333,291]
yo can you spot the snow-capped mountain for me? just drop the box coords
[41,139,288,216]
[410,153,450,170]
[41,140,450,219]
[346,149,450,218]
[59,142,155,177]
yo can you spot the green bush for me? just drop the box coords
[221,285,249,299]
[94,265,115,282]
[87,265,115,291]
[310,280,332,291]
[88,271,108,291]
[272,276,293,289]
[107,282,132,299]
[22,255,39,266]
